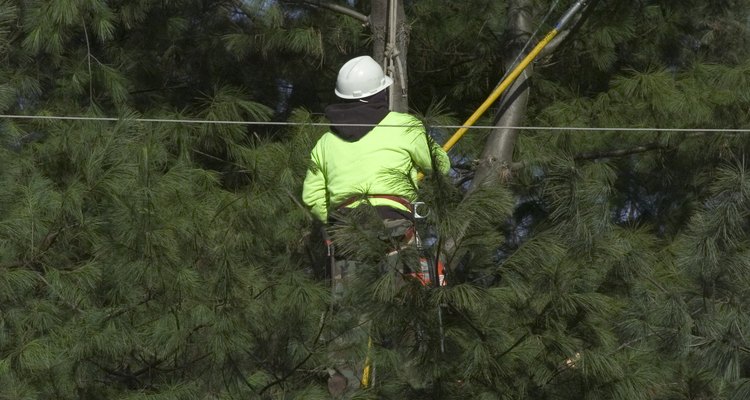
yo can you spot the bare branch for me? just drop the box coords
[281,0,369,24]
[82,21,94,103]
[574,143,669,161]
[258,311,329,394]
[508,142,671,170]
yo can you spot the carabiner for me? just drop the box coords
[412,201,429,219]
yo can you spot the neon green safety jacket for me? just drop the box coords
[302,112,450,221]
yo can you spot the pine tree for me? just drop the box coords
[2,0,750,399]
[0,1,331,398]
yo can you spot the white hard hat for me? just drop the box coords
[334,56,393,99]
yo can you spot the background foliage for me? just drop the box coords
[2,0,750,399]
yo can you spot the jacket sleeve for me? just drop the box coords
[430,138,451,175]
[406,117,451,176]
[302,144,328,221]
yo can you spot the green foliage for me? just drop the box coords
[2,0,750,399]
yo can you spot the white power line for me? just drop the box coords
[1,114,750,133]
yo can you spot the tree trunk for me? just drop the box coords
[468,0,533,192]
[371,0,387,63]
[370,0,409,112]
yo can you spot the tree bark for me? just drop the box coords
[371,0,387,71]
[468,0,533,193]
[468,0,589,192]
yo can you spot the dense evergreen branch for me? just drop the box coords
[228,354,257,393]
[3,0,750,398]
[87,358,155,386]
[612,332,659,353]
[129,84,189,95]
[504,142,672,170]
[153,353,212,373]
[280,0,369,24]
[257,311,329,394]
[496,331,530,360]
[0,224,70,270]
[446,303,488,342]
[36,272,84,313]
[573,142,670,161]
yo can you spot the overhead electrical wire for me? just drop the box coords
[1,114,749,133]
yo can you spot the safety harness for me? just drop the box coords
[335,194,414,213]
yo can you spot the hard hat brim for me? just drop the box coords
[335,75,393,100]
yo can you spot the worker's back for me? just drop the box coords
[304,111,446,220]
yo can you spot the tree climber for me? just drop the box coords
[303,54,450,287]
[302,55,450,395]
[302,55,449,224]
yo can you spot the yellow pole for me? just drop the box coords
[439,0,587,153]
[414,28,559,182]
[360,337,374,387]
[440,28,559,153]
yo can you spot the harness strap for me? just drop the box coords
[336,194,414,213]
